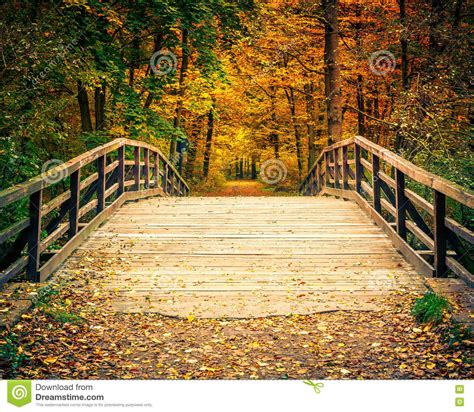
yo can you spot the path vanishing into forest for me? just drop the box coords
[0,137,472,379]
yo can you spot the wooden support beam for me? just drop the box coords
[433,190,447,277]
[342,146,348,190]
[395,169,407,240]
[134,146,140,191]
[117,145,125,196]
[144,148,150,189]
[97,155,106,213]
[372,154,381,213]
[154,153,159,188]
[69,169,81,238]
[26,190,42,282]
[355,144,362,194]
[162,161,168,193]
[334,148,340,189]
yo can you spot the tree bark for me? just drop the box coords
[399,0,409,90]
[77,80,93,132]
[323,0,342,144]
[171,27,190,171]
[251,155,257,179]
[284,87,303,177]
[184,116,204,179]
[203,106,215,178]
[94,83,106,131]
[303,81,316,170]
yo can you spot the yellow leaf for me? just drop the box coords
[399,364,408,370]
[44,357,58,365]
[187,314,195,322]
[426,362,436,370]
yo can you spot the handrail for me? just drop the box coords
[0,138,190,286]
[300,136,473,286]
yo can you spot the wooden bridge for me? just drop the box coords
[0,137,472,318]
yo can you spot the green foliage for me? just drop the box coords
[42,307,82,325]
[412,292,450,325]
[0,332,29,375]
[34,286,59,307]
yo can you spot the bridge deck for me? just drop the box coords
[59,196,424,318]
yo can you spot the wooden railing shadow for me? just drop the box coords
[0,139,189,285]
[300,136,473,287]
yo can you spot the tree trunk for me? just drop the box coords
[399,0,409,90]
[239,159,244,179]
[251,155,257,179]
[323,0,342,144]
[184,119,203,180]
[144,32,164,109]
[94,83,106,131]
[284,87,303,177]
[203,106,214,178]
[356,75,365,135]
[304,82,317,170]
[171,27,190,170]
[77,80,93,132]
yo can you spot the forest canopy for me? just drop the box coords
[0,0,472,191]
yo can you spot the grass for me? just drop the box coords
[34,285,82,325]
[0,332,28,375]
[412,291,450,325]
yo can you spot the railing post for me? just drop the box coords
[372,154,381,213]
[169,171,174,195]
[342,146,348,190]
[97,155,106,213]
[334,148,340,189]
[162,161,168,194]
[395,169,407,240]
[355,144,362,194]
[324,151,330,189]
[117,145,125,196]
[27,189,42,282]
[154,153,159,188]
[433,190,447,277]
[134,146,140,191]
[315,164,320,193]
[143,148,150,189]
[69,169,81,238]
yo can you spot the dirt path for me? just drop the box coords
[197,180,285,196]
[1,272,471,380]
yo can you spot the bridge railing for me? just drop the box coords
[0,138,190,285]
[300,136,473,286]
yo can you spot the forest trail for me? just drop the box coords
[198,180,283,197]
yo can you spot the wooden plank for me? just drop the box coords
[26,190,42,282]
[68,169,81,238]
[97,155,106,213]
[118,145,125,196]
[0,218,29,245]
[0,256,28,287]
[433,190,447,277]
[144,148,150,189]
[352,192,435,277]
[334,148,340,189]
[372,154,381,213]
[133,146,140,191]
[0,139,126,208]
[355,144,362,194]
[395,169,407,240]
[342,146,349,190]
[355,136,474,207]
